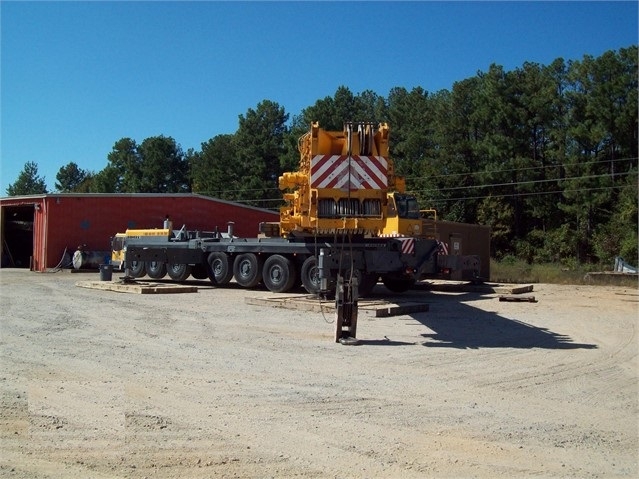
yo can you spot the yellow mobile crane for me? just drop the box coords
[114,122,448,342]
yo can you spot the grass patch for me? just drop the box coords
[490,258,638,287]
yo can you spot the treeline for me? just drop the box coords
[9,47,638,265]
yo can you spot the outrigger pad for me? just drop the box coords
[338,336,361,346]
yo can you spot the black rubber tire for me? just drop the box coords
[146,260,167,279]
[190,263,208,280]
[128,260,146,278]
[381,275,415,293]
[167,263,191,281]
[262,255,297,293]
[233,253,263,288]
[301,256,321,294]
[207,252,233,285]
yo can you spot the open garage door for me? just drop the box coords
[1,205,35,268]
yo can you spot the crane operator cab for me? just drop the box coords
[383,192,427,238]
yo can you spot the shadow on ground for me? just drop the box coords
[361,287,598,350]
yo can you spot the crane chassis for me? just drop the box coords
[121,226,440,298]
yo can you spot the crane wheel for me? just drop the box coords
[190,264,208,280]
[381,276,415,293]
[128,260,146,278]
[233,253,263,288]
[262,255,297,293]
[301,256,321,294]
[146,260,167,279]
[207,252,233,285]
[167,263,191,281]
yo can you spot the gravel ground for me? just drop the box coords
[0,268,637,478]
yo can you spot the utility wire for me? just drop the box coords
[226,173,636,207]
[426,183,635,203]
[413,170,636,193]
[194,157,638,198]
[242,180,636,206]
[403,155,638,182]
[194,156,637,205]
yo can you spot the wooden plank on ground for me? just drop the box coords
[498,295,537,303]
[244,295,429,318]
[75,281,198,294]
[509,285,534,294]
[416,281,534,295]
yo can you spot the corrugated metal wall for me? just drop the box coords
[1,194,279,271]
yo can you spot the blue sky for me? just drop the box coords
[1,1,637,193]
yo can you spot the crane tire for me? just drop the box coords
[233,253,263,288]
[381,276,414,293]
[167,263,191,281]
[128,260,146,278]
[207,252,233,285]
[190,263,208,280]
[301,256,321,294]
[146,261,167,279]
[262,255,297,293]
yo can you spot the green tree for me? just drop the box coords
[90,165,120,193]
[55,162,89,192]
[509,62,562,235]
[299,86,382,131]
[386,86,436,207]
[358,89,387,124]
[279,128,304,176]
[234,100,289,206]
[559,49,638,262]
[137,135,189,193]
[475,64,524,237]
[429,78,483,220]
[477,195,515,258]
[104,138,140,192]
[190,134,238,199]
[97,136,189,193]
[6,161,48,196]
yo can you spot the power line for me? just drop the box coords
[194,167,637,198]
[423,183,635,203]
[403,155,638,182]
[193,157,637,205]
[417,170,636,193]
[227,181,635,208]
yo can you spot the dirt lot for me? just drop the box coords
[1,269,637,478]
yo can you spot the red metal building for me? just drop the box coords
[0,194,279,271]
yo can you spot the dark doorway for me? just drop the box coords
[1,205,35,268]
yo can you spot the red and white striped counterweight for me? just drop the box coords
[310,155,388,191]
